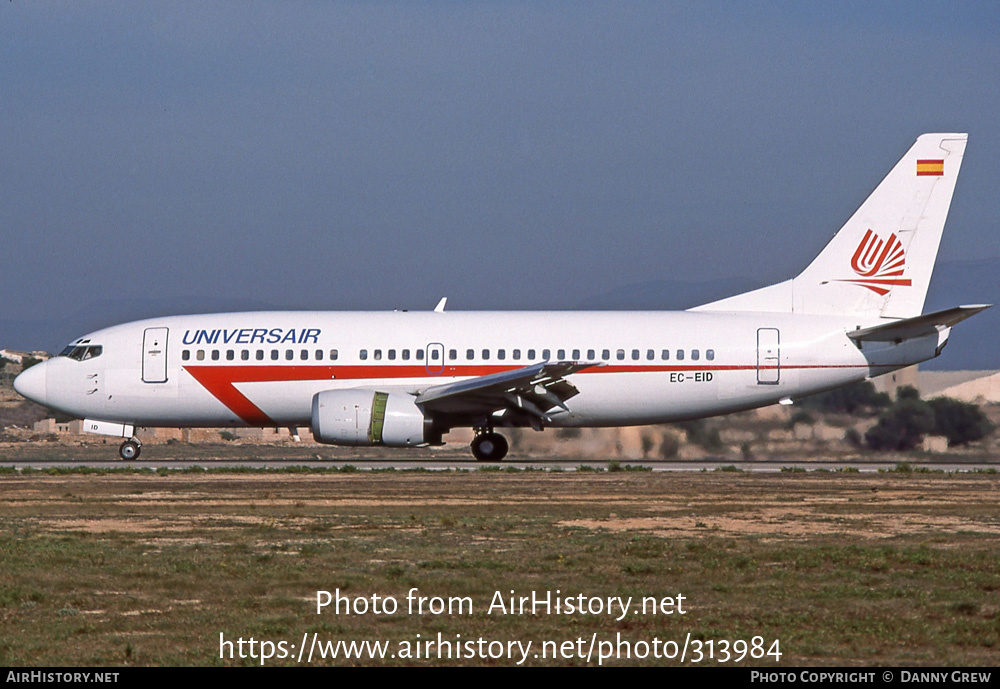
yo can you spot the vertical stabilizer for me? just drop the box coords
[692,133,967,319]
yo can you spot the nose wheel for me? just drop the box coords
[471,431,508,461]
[119,438,142,461]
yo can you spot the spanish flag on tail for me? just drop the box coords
[917,159,944,176]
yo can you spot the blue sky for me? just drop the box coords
[2,2,998,325]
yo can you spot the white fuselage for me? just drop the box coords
[21,309,941,431]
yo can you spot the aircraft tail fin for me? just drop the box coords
[692,133,968,319]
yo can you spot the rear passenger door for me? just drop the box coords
[756,328,780,385]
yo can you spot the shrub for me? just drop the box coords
[928,397,995,447]
[865,398,935,451]
[844,428,863,448]
[658,434,679,459]
[866,389,995,451]
[787,410,815,428]
[675,419,722,451]
[799,381,890,415]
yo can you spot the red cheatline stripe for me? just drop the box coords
[183,363,872,425]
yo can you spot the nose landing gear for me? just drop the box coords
[471,430,508,461]
[119,438,142,461]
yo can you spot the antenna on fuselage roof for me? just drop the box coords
[434,297,447,313]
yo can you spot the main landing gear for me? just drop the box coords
[119,438,142,461]
[471,429,508,462]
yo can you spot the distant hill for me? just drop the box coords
[1,259,996,370]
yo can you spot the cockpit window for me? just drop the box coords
[59,345,103,361]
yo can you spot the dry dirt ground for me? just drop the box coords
[7,471,999,541]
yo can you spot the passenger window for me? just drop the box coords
[315,350,323,361]
[466,349,475,360]
[692,349,700,361]
[616,349,625,360]
[182,350,190,361]
[498,349,505,360]
[226,350,235,361]
[661,349,669,360]
[257,350,264,361]
[513,349,521,360]
[676,349,685,361]
[602,349,610,360]
[416,349,424,360]
[572,349,580,359]
[482,349,490,360]
[242,350,250,361]
[646,349,654,361]
[707,349,715,361]
[197,350,205,361]
[330,349,338,360]
[389,349,397,360]
[449,349,457,360]
[631,349,640,360]
[542,349,551,360]
[374,349,382,360]
[360,349,368,361]
[300,349,308,360]
[557,349,565,359]
[211,350,220,361]
[587,349,595,360]
[401,349,409,360]
[528,349,536,359]
[286,350,294,361]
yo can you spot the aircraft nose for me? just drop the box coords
[13,361,47,406]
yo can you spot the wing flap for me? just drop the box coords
[416,361,598,419]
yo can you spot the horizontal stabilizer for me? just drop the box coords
[847,305,991,343]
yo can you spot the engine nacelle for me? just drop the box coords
[311,389,433,447]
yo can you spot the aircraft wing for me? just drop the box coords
[416,361,598,423]
[847,304,991,343]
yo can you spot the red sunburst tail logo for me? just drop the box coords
[838,229,912,295]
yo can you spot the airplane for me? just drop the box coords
[14,132,989,462]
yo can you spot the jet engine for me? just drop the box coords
[310,389,436,447]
